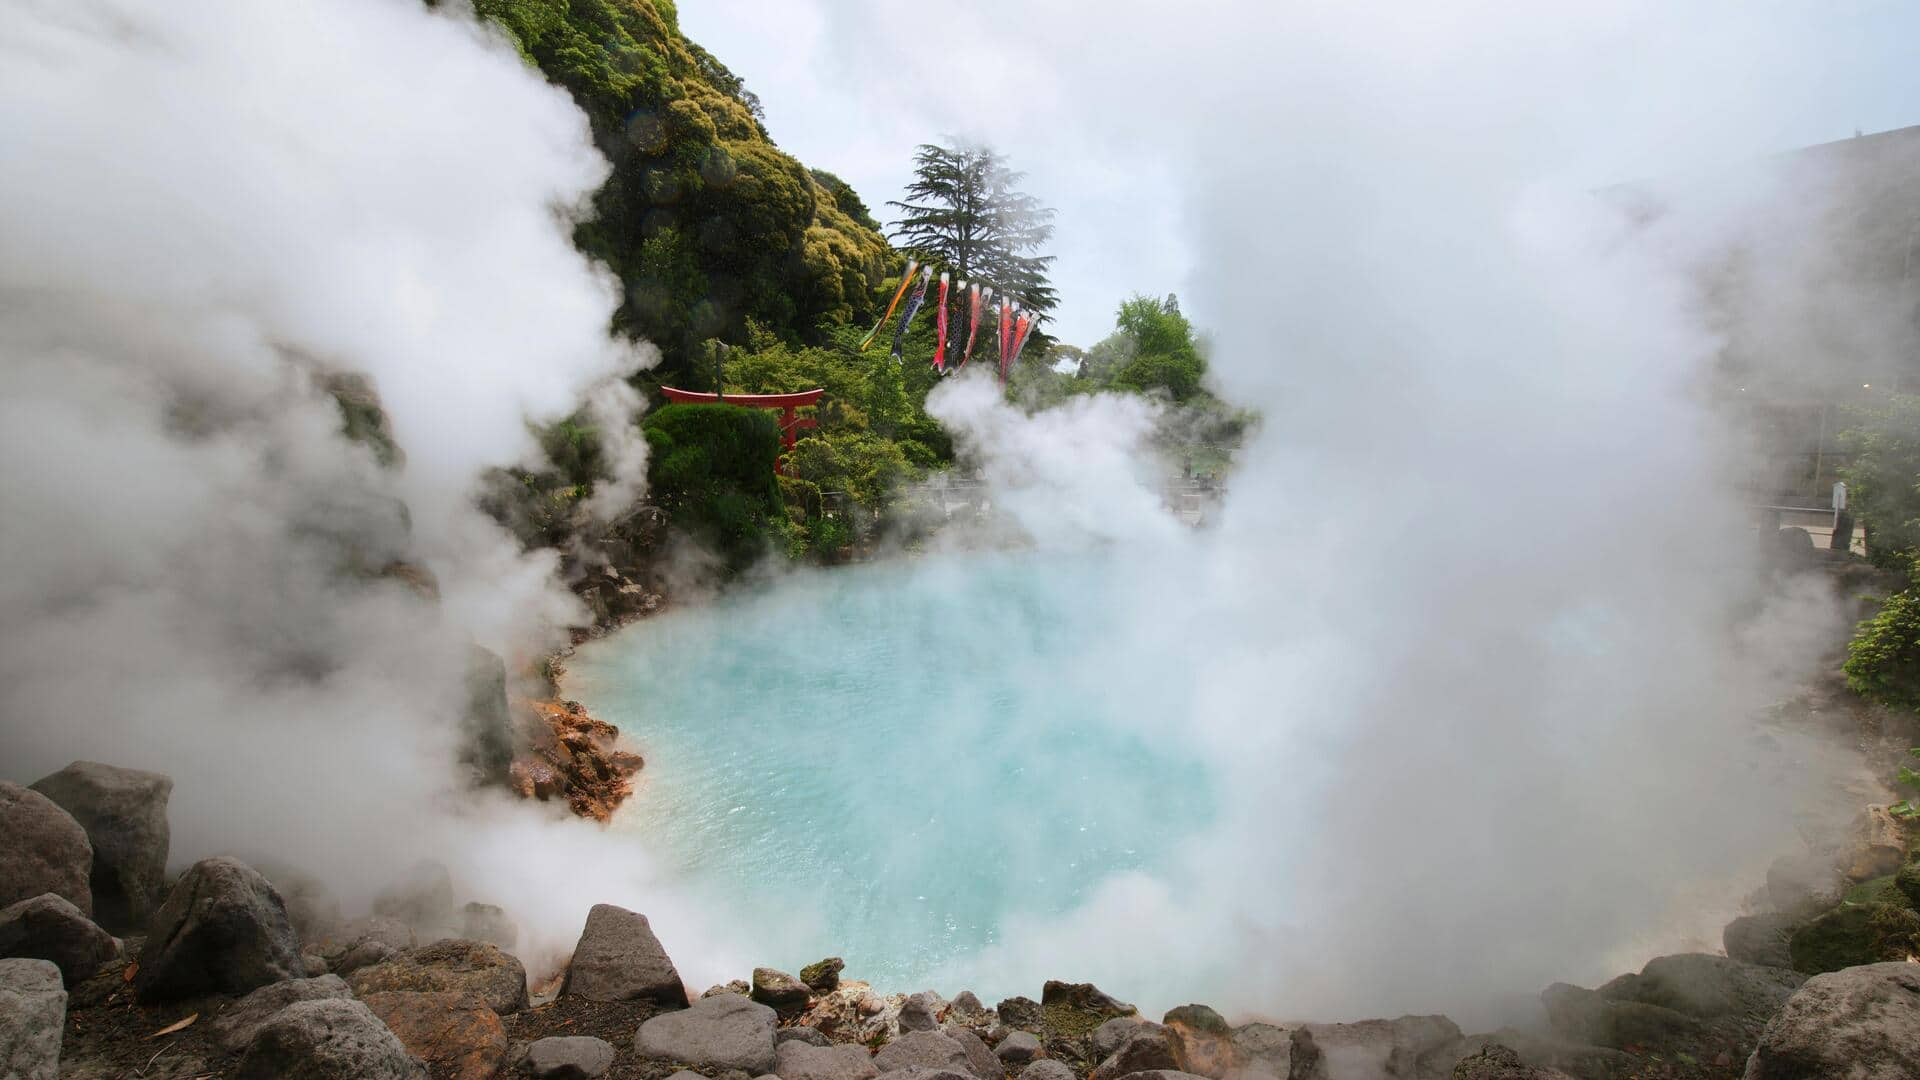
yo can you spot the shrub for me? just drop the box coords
[1845,588,1920,714]
[643,403,789,572]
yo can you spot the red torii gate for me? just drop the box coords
[659,386,825,467]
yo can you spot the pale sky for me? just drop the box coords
[680,1,1920,349]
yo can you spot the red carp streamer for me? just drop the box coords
[997,300,1015,384]
[1009,310,1035,371]
[932,273,952,371]
[960,285,988,368]
[859,258,919,352]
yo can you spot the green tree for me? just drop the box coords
[1841,393,1920,572]
[887,142,1057,319]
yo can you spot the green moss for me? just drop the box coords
[1842,875,1912,908]
[1790,902,1920,974]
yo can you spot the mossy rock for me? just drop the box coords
[1789,902,1920,974]
[1898,858,1920,907]
[1039,981,1135,1039]
[1842,875,1912,909]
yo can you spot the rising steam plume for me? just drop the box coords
[0,0,774,986]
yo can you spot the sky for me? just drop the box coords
[681,1,1920,349]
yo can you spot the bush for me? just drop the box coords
[1845,588,1920,713]
[643,403,789,572]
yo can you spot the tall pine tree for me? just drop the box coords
[887,143,1058,321]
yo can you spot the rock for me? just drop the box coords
[348,939,528,1015]
[360,990,507,1080]
[562,904,685,1006]
[635,992,778,1073]
[1839,805,1908,882]
[876,1030,975,1076]
[1744,961,1920,1079]
[1095,1017,1153,1059]
[874,1070,974,1080]
[136,855,305,1002]
[951,1028,1005,1080]
[802,957,846,992]
[753,967,813,1018]
[1722,912,1799,969]
[303,952,329,977]
[0,892,118,985]
[527,1034,617,1079]
[1449,1044,1573,1080]
[463,644,515,785]
[1766,852,1843,914]
[235,996,428,1079]
[781,1025,834,1047]
[0,782,92,917]
[1042,981,1136,1037]
[0,958,65,1080]
[337,939,400,976]
[1289,1030,1328,1080]
[1300,1015,1463,1079]
[1898,858,1920,906]
[372,860,456,940]
[255,863,340,943]
[996,1031,1042,1067]
[211,974,353,1052]
[1092,1024,1181,1080]
[1099,1072,1211,1080]
[1597,953,1804,1020]
[1788,901,1920,974]
[1021,1062,1076,1080]
[1229,1023,1295,1079]
[707,980,753,998]
[1540,983,1700,1050]
[777,1039,881,1080]
[997,997,1044,1032]
[951,991,986,1017]
[318,915,415,965]
[460,902,518,951]
[1164,1005,1234,1079]
[29,761,172,932]
[899,992,942,1032]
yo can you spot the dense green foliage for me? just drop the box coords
[471,0,894,375]
[888,143,1058,320]
[642,403,790,569]
[1839,395,1920,716]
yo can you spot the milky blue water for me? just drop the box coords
[564,549,1215,991]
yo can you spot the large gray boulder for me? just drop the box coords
[234,996,429,1079]
[1229,1022,1296,1079]
[951,1027,1005,1080]
[0,782,92,917]
[1449,1044,1575,1080]
[1541,983,1700,1051]
[876,1030,975,1076]
[1597,953,1803,1020]
[1092,1024,1181,1080]
[1722,913,1798,970]
[753,966,812,1018]
[1299,1015,1463,1079]
[1095,1017,1154,1059]
[995,1031,1042,1067]
[1164,1004,1234,1078]
[0,958,65,1080]
[1743,961,1920,1079]
[1021,1063,1076,1080]
[635,991,778,1073]
[211,974,353,1052]
[777,1039,881,1080]
[29,761,172,932]
[563,903,685,1006]
[346,938,528,1015]
[527,1034,617,1079]
[0,892,119,985]
[136,855,305,1002]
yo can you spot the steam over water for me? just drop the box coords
[566,549,1214,993]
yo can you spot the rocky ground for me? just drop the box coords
[2,757,1919,1079]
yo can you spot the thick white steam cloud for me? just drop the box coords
[902,1,1875,1030]
[0,0,765,984]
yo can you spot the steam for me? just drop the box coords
[0,0,761,985]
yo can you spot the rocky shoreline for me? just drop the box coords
[3,753,1919,1080]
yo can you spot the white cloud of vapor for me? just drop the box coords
[886,0,1883,1031]
[0,0,764,983]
